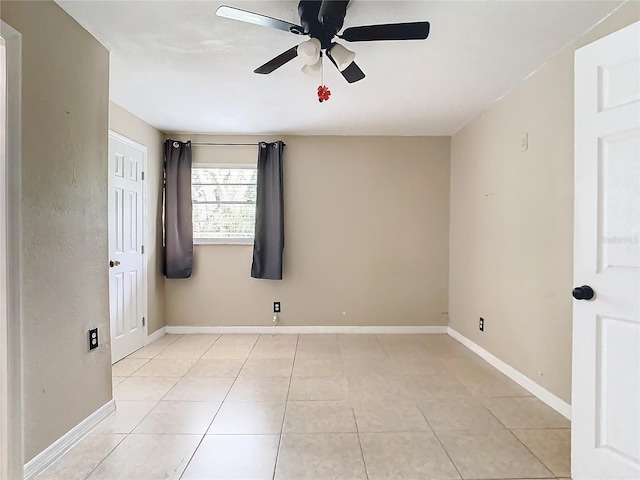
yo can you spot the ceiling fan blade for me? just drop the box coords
[339,61,366,83]
[326,48,365,84]
[216,5,305,35]
[254,46,298,74]
[340,22,430,42]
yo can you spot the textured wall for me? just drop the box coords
[449,3,640,404]
[0,0,111,462]
[166,135,451,328]
[109,101,165,335]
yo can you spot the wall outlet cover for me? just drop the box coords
[89,328,98,350]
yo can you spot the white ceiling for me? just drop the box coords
[56,0,622,136]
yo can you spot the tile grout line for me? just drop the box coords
[112,356,152,377]
[90,334,245,480]
[433,337,563,478]
[417,400,558,479]
[74,333,567,480]
[148,335,225,408]
[82,335,182,479]
[465,392,566,477]
[504,428,559,478]
[271,333,300,480]
[112,333,179,376]
[82,334,183,480]
[349,334,384,480]
[177,333,260,479]
[416,402,466,480]
[471,396,513,431]
[351,402,370,480]
[143,334,225,417]
[78,434,129,480]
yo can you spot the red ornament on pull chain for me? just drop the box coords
[317,85,331,102]
[315,51,331,102]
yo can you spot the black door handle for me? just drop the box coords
[573,285,595,300]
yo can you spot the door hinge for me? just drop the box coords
[142,317,146,327]
[141,245,145,254]
[141,171,145,181]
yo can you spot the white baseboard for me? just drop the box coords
[447,327,572,420]
[166,325,448,335]
[146,326,166,345]
[23,399,116,480]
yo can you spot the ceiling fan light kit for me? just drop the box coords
[297,38,321,65]
[216,1,431,100]
[301,57,323,77]
[327,43,356,72]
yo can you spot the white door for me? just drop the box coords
[108,132,147,363]
[573,21,640,480]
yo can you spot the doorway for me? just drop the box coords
[108,131,148,363]
[0,19,22,480]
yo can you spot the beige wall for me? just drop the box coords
[109,102,165,334]
[449,3,640,404]
[1,0,111,462]
[166,135,450,328]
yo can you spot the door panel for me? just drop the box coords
[114,272,124,337]
[596,316,639,463]
[109,133,146,363]
[573,21,640,480]
[599,132,639,271]
[114,187,124,254]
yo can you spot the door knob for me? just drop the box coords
[572,285,594,300]
[109,260,121,268]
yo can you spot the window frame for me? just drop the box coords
[191,162,257,246]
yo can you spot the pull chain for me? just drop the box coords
[317,51,331,102]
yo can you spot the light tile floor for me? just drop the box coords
[38,334,571,480]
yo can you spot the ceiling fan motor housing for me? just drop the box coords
[298,0,349,49]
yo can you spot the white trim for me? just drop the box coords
[108,131,149,356]
[23,400,116,480]
[0,32,8,480]
[447,327,572,420]
[0,20,22,480]
[194,238,253,246]
[166,325,448,335]
[145,326,166,345]
[192,162,256,169]
[109,130,147,152]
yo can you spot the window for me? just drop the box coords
[191,164,257,244]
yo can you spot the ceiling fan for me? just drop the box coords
[216,1,430,84]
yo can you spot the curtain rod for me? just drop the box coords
[190,142,286,147]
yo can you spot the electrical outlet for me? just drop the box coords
[89,328,98,350]
[479,317,485,332]
[273,301,281,313]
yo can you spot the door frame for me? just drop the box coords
[0,20,22,480]
[108,130,149,356]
